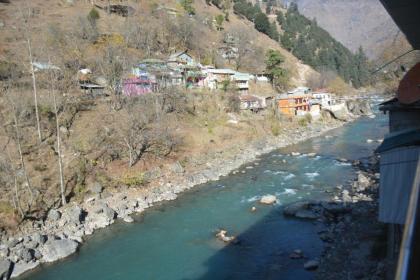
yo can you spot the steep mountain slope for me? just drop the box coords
[285,0,402,58]
[0,0,316,85]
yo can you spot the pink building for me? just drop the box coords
[122,77,157,96]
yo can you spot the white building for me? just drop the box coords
[312,92,334,107]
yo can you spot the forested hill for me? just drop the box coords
[277,3,370,88]
[233,1,370,88]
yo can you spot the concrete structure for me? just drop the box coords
[202,68,236,90]
[239,95,263,111]
[233,72,251,94]
[167,50,196,68]
[276,92,311,116]
[122,77,157,96]
[312,91,334,108]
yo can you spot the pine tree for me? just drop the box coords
[254,13,270,35]
[265,49,289,89]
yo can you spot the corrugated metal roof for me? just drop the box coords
[206,69,236,75]
[376,128,420,153]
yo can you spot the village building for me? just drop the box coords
[202,68,236,90]
[122,77,157,96]
[167,50,196,69]
[287,86,311,95]
[132,59,184,90]
[77,68,106,96]
[312,89,334,108]
[233,72,251,94]
[239,95,263,111]
[255,74,270,83]
[276,91,312,116]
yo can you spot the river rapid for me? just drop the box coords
[22,107,388,280]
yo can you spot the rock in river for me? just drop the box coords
[11,261,39,278]
[259,195,277,205]
[216,230,235,243]
[295,209,319,220]
[0,259,12,280]
[304,259,319,270]
[283,201,313,216]
[40,239,79,263]
[123,216,134,223]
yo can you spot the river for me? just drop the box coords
[22,106,388,280]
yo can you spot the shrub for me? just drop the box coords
[87,8,100,24]
[226,93,240,113]
[271,121,280,136]
[0,61,20,81]
[120,172,147,187]
[298,114,312,126]
[215,14,224,30]
[180,0,195,15]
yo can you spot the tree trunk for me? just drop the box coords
[12,106,34,206]
[52,86,66,206]
[6,149,25,219]
[13,174,25,219]
[27,38,42,142]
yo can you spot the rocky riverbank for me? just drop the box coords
[281,153,387,279]
[0,102,373,279]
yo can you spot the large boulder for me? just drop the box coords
[304,260,319,270]
[0,259,12,280]
[0,247,8,259]
[88,182,103,194]
[324,103,352,121]
[10,261,39,278]
[87,202,116,229]
[31,232,47,245]
[283,201,313,216]
[40,239,79,263]
[18,248,33,262]
[346,100,372,116]
[63,206,83,225]
[47,209,61,222]
[260,195,277,205]
[295,209,319,220]
[356,173,371,191]
[322,202,352,214]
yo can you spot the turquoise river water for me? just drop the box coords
[22,106,388,280]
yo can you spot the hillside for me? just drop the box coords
[284,0,403,59]
[231,0,369,88]
[0,0,323,230]
[0,0,315,85]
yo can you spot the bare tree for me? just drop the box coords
[174,16,193,49]
[3,86,35,212]
[124,18,157,57]
[114,94,181,167]
[231,27,251,70]
[20,2,42,142]
[96,44,127,109]
[48,67,67,206]
[5,151,25,219]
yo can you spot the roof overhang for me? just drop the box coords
[380,0,420,49]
